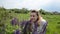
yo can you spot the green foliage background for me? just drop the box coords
[0,7,60,34]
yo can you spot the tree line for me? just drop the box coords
[0,7,60,15]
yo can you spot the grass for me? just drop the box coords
[1,13,60,34]
[43,15,60,34]
[14,13,60,34]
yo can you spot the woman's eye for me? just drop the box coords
[30,15,35,17]
[33,15,35,17]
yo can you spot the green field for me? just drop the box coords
[9,13,60,34]
[0,13,60,34]
[20,14,60,34]
[0,6,60,34]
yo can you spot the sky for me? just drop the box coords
[0,0,60,12]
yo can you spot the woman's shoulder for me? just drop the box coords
[41,18,47,25]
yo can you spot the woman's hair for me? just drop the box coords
[31,10,39,16]
[31,10,41,26]
[29,10,41,31]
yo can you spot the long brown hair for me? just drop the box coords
[29,10,41,31]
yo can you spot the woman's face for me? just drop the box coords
[30,12,38,22]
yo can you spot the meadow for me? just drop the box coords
[0,8,60,34]
[19,14,60,34]
[5,13,60,34]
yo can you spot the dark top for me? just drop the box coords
[13,19,47,34]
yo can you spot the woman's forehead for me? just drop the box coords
[30,13,37,15]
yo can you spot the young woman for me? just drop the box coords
[21,10,47,34]
[12,10,47,34]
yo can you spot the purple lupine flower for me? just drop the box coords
[13,29,21,34]
[11,18,19,25]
